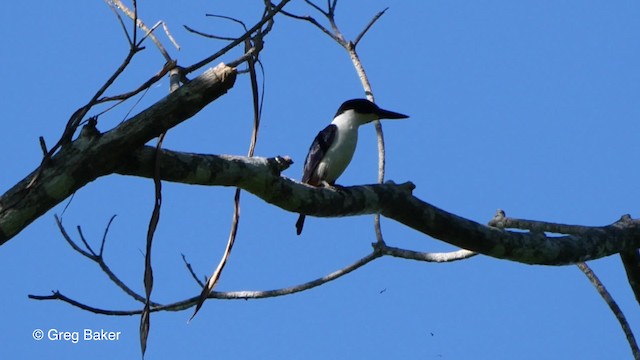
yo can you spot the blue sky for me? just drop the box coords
[1,1,639,359]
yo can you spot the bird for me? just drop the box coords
[296,98,409,235]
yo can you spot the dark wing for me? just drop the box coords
[301,124,337,185]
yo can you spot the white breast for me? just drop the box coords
[315,112,360,183]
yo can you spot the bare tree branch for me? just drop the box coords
[44,45,142,161]
[577,263,640,359]
[305,0,329,17]
[104,0,133,47]
[182,254,206,288]
[109,147,640,265]
[620,249,640,305]
[29,250,383,315]
[491,208,639,357]
[380,244,477,263]
[189,188,241,321]
[184,24,237,41]
[189,21,266,321]
[110,0,174,61]
[184,0,291,74]
[25,241,515,317]
[162,21,180,51]
[96,60,177,103]
[30,0,179,193]
[184,14,249,41]
[29,291,140,316]
[10,2,637,357]
[139,132,165,356]
[491,209,640,300]
[353,7,388,47]
[278,9,344,44]
[0,64,237,244]
[489,209,595,236]
[54,215,158,306]
[28,208,630,323]
[45,155,477,318]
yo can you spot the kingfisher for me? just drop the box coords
[296,98,409,235]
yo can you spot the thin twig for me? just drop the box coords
[181,254,205,288]
[76,226,97,256]
[577,262,640,360]
[189,33,264,321]
[184,0,291,74]
[304,0,329,17]
[379,244,477,263]
[104,0,133,46]
[98,215,117,256]
[162,21,180,51]
[184,25,237,41]
[132,0,138,45]
[277,8,344,44]
[53,215,158,305]
[189,188,241,321]
[38,0,165,164]
[96,60,176,103]
[206,14,248,29]
[43,46,140,162]
[353,7,388,47]
[31,238,474,316]
[55,215,94,259]
[184,14,249,41]
[138,20,163,47]
[140,132,165,356]
[38,137,48,157]
[111,0,173,62]
[30,251,383,315]
[245,37,263,156]
[28,291,139,316]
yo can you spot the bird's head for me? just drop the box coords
[334,98,409,125]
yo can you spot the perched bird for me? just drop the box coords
[296,98,409,235]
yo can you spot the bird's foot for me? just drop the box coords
[320,181,344,191]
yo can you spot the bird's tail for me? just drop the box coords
[295,214,306,235]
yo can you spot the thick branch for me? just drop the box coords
[114,148,640,265]
[620,249,640,305]
[0,64,237,244]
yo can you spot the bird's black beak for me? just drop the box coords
[376,107,409,120]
